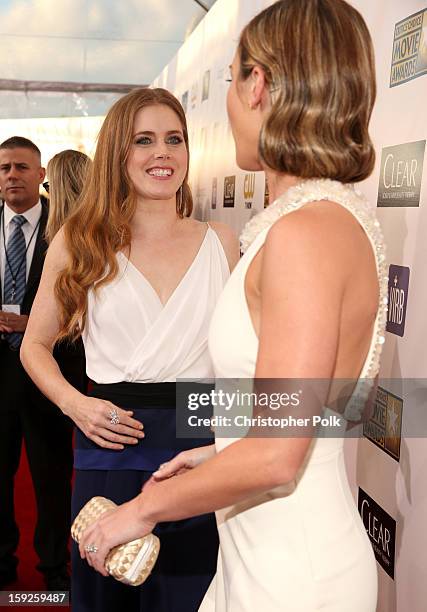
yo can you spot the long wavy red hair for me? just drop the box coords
[55,88,193,341]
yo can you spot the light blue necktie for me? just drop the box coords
[4,214,27,349]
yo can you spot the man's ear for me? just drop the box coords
[39,167,46,183]
[248,65,267,110]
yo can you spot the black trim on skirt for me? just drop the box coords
[89,381,177,407]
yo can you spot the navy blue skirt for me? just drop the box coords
[71,382,218,612]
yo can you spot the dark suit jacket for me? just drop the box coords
[1,198,86,391]
[1,197,49,313]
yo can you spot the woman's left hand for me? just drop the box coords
[79,497,156,576]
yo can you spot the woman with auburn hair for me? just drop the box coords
[45,149,92,244]
[75,1,385,611]
[21,87,239,611]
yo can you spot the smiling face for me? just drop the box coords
[226,52,264,171]
[126,104,188,203]
[0,147,45,212]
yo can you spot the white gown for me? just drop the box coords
[200,179,387,612]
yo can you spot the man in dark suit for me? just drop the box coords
[0,136,73,592]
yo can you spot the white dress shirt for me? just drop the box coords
[0,200,42,299]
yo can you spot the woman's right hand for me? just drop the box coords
[68,396,145,450]
[150,444,216,481]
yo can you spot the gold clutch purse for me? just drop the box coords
[71,496,160,586]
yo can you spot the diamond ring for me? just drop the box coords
[109,408,120,425]
[85,543,98,554]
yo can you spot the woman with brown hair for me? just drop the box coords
[76,1,385,610]
[21,88,239,611]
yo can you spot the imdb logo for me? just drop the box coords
[390,9,427,87]
[363,387,403,462]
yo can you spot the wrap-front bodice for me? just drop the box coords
[83,227,230,383]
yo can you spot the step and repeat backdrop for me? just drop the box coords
[152,1,427,610]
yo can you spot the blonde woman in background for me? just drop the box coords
[45,149,91,399]
[45,150,92,243]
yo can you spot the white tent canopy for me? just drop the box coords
[0,0,216,162]
[1,0,217,119]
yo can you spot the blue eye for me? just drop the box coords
[135,136,152,145]
[167,135,183,145]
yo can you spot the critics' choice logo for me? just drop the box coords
[223,176,235,208]
[363,387,402,461]
[377,140,425,207]
[387,265,410,337]
[358,488,396,579]
[243,174,255,209]
[390,9,427,87]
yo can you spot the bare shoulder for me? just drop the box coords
[208,220,238,246]
[264,199,366,278]
[208,220,240,271]
[267,199,363,252]
[45,226,71,272]
[181,218,239,270]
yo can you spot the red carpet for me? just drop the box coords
[0,444,69,610]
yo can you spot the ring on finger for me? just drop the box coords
[85,543,99,553]
[109,408,120,425]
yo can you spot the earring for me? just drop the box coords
[177,185,183,214]
[117,225,126,246]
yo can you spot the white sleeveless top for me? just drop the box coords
[209,178,388,418]
[200,179,387,612]
[83,227,230,383]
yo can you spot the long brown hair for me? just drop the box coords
[238,0,376,182]
[55,87,193,341]
[45,150,92,244]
